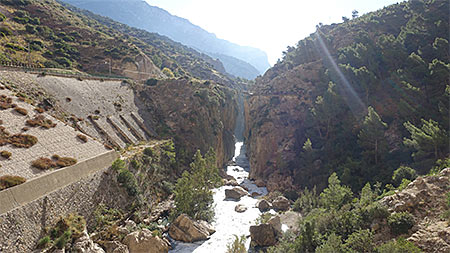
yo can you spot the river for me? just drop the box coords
[169,141,268,252]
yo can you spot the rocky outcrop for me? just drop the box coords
[249,224,277,247]
[123,229,169,253]
[257,199,271,212]
[225,187,249,200]
[168,214,214,243]
[73,229,105,253]
[272,196,291,211]
[377,168,450,251]
[103,241,129,253]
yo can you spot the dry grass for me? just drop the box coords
[14,107,28,116]
[35,107,45,113]
[0,95,13,110]
[32,157,57,170]
[76,134,88,143]
[26,115,57,129]
[0,150,11,159]
[9,134,38,148]
[32,156,77,170]
[0,175,26,190]
[56,157,77,167]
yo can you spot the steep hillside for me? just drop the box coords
[0,0,234,85]
[60,0,271,78]
[245,0,449,192]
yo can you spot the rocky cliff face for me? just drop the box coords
[136,79,237,167]
[244,62,324,191]
[244,0,449,192]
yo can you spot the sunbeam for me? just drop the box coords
[315,32,367,117]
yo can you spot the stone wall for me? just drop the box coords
[0,162,130,252]
[0,150,117,214]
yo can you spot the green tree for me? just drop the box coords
[392,166,417,187]
[403,119,448,161]
[172,149,220,221]
[316,233,345,253]
[311,82,344,140]
[358,106,388,164]
[320,173,353,209]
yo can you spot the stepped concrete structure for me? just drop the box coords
[0,70,156,149]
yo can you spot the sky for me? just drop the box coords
[146,0,403,65]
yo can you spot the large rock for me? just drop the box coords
[268,216,282,236]
[225,186,248,200]
[249,224,277,247]
[257,199,271,212]
[235,204,248,213]
[272,196,290,211]
[123,229,169,253]
[72,229,105,253]
[169,214,214,242]
[104,241,129,253]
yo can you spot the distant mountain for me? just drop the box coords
[60,0,270,78]
[208,53,260,79]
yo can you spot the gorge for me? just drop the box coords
[0,0,448,252]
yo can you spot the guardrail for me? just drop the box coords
[0,150,118,214]
[0,62,130,81]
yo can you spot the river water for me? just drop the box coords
[169,142,268,252]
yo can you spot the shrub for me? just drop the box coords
[14,107,28,115]
[76,134,88,143]
[1,150,11,159]
[162,67,175,78]
[25,24,37,34]
[0,12,5,22]
[9,134,37,148]
[143,147,154,156]
[0,26,12,36]
[320,173,353,210]
[388,212,414,235]
[32,157,57,170]
[392,166,417,187]
[26,115,56,129]
[37,236,51,249]
[117,169,139,196]
[54,230,71,249]
[0,175,26,190]
[111,159,125,171]
[55,57,72,68]
[376,237,422,253]
[226,235,246,253]
[316,233,345,253]
[293,187,319,214]
[344,229,374,252]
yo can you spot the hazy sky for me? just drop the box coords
[147,0,403,65]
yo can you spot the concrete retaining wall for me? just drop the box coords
[0,150,118,214]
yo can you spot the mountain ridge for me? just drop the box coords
[60,0,270,78]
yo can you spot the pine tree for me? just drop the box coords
[172,149,220,221]
[358,107,388,164]
[403,119,448,161]
[319,173,353,209]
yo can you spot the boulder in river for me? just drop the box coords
[225,186,248,200]
[272,196,290,211]
[123,229,169,253]
[224,178,239,186]
[249,224,277,247]
[168,214,214,242]
[235,204,248,213]
[268,216,282,236]
[257,199,271,212]
[255,179,265,187]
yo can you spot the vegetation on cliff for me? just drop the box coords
[247,0,449,192]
